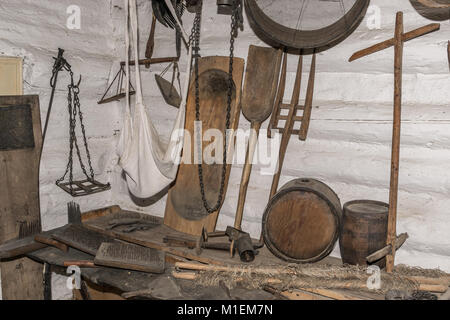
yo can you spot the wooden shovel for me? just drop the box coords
[233,45,282,230]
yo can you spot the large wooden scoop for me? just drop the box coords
[234,45,282,230]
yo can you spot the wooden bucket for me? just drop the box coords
[262,178,342,263]
[339,200,389,267]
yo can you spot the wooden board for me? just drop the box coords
[95,242,165,274]
[52,224,118,256]
[0,95,43,299]
[0,57,23,95]
[164,56,244,236]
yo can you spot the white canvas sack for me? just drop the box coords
[118,0,192,198]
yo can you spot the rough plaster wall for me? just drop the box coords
[112,0,450,272]
[0,0,119,299]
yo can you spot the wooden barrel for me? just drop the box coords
[339,200,389,268]
[262,178,342,263]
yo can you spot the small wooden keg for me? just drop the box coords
[339,200,389,267]
[262,178,342,263]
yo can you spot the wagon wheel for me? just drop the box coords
[244,0,370,54]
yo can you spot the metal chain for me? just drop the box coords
[193,0,239,214]
[56,68,96,189]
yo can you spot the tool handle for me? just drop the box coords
[203,242,231,251]
[145,14,157,66]
[234,121,261,229]
[163,236,196,249]
[35,235,69,252]
[63,261,96,268]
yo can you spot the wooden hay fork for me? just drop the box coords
[349,12,440,273]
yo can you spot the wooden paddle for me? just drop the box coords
[164,56,244,236]
[234,45,282,230]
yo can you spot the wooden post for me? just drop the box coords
[386,12,404,273]
[349,13,440,273]
[0,96,44,299]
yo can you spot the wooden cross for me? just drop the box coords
[349,12,440,273]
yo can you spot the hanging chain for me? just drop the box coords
[193,0,240,214]
[56,67,96,189]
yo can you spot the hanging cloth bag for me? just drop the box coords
[118,0,192,198]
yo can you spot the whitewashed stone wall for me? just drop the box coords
[0,0,449,299]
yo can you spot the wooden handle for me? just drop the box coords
[298,54,316,141]
[145,14,157,62]
[63,261,96,268]
[81,205,122,222]
[268,52,288,139]
[366,232,408,263]
[34,235,69,252]
[234,121,261,230]
[120,57,179,66]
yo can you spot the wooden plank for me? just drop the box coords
[164,56,244,236]
[0,95,43,299]
[0,236,46,259]
[0,57,23,95]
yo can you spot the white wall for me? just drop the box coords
[112,0,450,272]
[0,0,120,299]
[0,0,449,299]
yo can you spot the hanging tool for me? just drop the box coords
[194,0,241,215]
[42,48,66,148]
[233,45,282,238]
[217,0,244,31]
[48,49,110,197]
[155,61,182,108]
[349,13,440,273]
[97,64,136,104]
[256,52,317,246]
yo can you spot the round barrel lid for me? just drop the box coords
[263,189,340,263]
[344,200,388,216]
